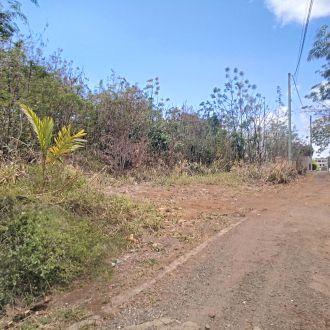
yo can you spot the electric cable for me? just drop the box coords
[294,0,314,78]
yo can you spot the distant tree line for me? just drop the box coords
[0,1,314,173]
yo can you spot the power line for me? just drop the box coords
[296,0,310,74]
[292,74,304,108]
[294,0,314,78]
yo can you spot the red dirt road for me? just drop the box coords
[106,173,330,330]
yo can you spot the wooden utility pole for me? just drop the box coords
[310,115,312,170]
[309,115,312,147]
[288,73,292,162]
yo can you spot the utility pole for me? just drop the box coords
[310,115,312,170]
[309,115,312,147]
[262,96,266,161]
[288,73,292,162]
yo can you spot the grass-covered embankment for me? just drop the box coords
[0,163,162,312]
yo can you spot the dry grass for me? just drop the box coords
[2,306,89,330]
[232,160,299,184]
[154,172,242,186]
[0,163,26,185]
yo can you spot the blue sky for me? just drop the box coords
[21,0,330,152]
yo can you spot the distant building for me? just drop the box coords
[314,158,329,171]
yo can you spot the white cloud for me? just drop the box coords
[265,0,330,25]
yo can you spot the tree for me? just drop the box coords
[200,68,267,163]
[306,25,330,151]
[0,0,38,40]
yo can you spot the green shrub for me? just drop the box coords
[0,200,102,310]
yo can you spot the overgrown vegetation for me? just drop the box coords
[232,160,299,184]
[0,163,162,311]
[0,32,312,172]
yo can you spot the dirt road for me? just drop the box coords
[105,173,330,330]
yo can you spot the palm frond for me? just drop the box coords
[21,103,42,136]
[48,125,86,161]
[39,116,54,152]
[21,104,54,153]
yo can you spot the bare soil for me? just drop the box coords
[103,172,330,329]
